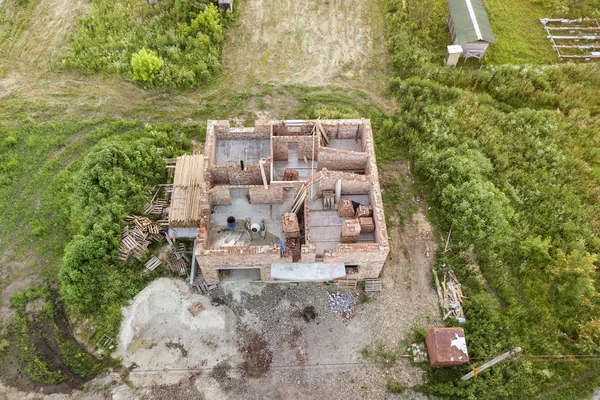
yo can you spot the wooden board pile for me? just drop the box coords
[168,154,205,227]
[433,267,465,322]
[118,216,164,261]
[541,18,600,60]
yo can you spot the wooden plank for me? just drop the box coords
[548,35,600,40]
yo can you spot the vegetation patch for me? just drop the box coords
[62,0,234,89]
[4,285,109,389]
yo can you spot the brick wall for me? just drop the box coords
[272,136,318,161]
[301,244,316,262]
[209,186,231,205]
[210,165,230,184]
[318,147,368,171]
[249,186,284,204]
[215,127,270,140]
[313,169,371,195]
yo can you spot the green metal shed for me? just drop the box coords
[447,0,496,59]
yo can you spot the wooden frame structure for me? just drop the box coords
[541,18,600,61]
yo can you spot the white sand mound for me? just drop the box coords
[116,278,239,385]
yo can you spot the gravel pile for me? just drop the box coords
[328,291,357,316]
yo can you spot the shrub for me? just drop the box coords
[62,1,230,89]
[131,48,164,85]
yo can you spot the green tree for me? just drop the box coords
[131,48,163,84]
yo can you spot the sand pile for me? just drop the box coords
[116,278,239,385]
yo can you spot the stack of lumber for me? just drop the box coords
[433,267,465,322]
[118,216,164,261]
[169,154,204,227]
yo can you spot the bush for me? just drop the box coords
[62,0,230,89]
[131,48,164,85]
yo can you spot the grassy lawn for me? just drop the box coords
[484,0,556,65]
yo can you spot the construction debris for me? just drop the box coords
[193,275,217,295]
[408,343,428,363]
[433,266,465,322]
[328,291,357,317]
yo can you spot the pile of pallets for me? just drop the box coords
[118,216,164,261]
[143,199,169,218]
[166,243,189,275]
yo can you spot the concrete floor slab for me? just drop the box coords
[216,139,270,165]
[328,139,364,152]
[209,187,298,246]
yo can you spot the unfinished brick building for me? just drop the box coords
[169,119,389,284]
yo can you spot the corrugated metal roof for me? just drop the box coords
[448,0,496,44]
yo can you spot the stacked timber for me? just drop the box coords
[168,154,205,227]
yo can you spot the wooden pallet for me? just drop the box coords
[168,257,187,275]
[145,256,162,271]
[187,301,206,317]
[336,278,358,290]
[364,278,382,292]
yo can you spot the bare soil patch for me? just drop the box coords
[222,0,389,91]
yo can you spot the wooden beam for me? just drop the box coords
[548,35,600,40]
[461,348,522,381]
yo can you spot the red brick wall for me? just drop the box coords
[249,186,283,204]
[318,147,368,171]
[209,186,231,205]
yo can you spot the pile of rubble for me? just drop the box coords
[328,291,357,318]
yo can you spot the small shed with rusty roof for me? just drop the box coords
[426,327,469,367]
[447,0,496,60]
